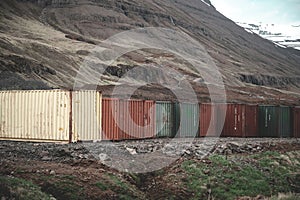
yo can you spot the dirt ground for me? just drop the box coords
[0,138,299,200]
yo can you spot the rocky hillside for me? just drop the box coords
[0,0,300,104]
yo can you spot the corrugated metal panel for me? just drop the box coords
[221,104,245,137]
[143,100,155,139]
[119,99,144,140]
[0,90,71,142]
[156,101,175,138]
[175,103,199,138]
[72,90,101,141]
[278,106,292,138]
[258,106,279,137]
[200,103,217,137]
[244,105,258,137]
[102,99,154,140]
[293,107,300,138]
[102,98,120,140]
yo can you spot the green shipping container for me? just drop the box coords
[175,103,199,138]
[278,106,292,138]
[259,106,279,137]
[156,101,175,138]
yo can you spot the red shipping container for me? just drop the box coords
[200,104,216,137]
[102,98,120,140]
[102,98,155,140]
[143,100,155,139]
[244,105,258,137]
[293,107,300,138]
[221,104,245,137]
[200,103,225,137]
[118,100,144,139]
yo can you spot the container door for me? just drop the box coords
[244,105,258,137]
[278,107,291,138]
[156,102,174,138]
[176,103,199,138]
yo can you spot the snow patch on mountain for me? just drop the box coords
[237,22,300,51]
[201,0,211,7]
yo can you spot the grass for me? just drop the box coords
[95,181,108,191]
[0,175,52,200]
[181,151,300,200]
[106,173,133,199]
[40,176,85,200]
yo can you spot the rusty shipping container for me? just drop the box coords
[0,90,72,142]
[102,98,155,140]
[102,98,120,140]
[200,103,217,137]
[143,100,155,139]
[200,103,226,137]
[244,105,258,137]
[72,90,102,141]
[293,107,300,138]
[221,104,245,137]
[119,99,144,140]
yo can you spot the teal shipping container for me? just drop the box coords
[175,103,199,138]
[278,106,292,138]
[258,106,279,137]
[156,101,175,138]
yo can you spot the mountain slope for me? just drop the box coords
[0,0,300,104]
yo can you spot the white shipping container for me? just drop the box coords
[0,90,71,142]
[72,90,102,141]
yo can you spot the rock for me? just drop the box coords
[255,195,265,200]
[126,147,137,155]
[229,142,241,147]
[184,150,191,155]
[203,169,210,174]
[42,156,51,161]
[99,153,109,162]
[49,170,56,175]
[189,164,197,168]
[271,161,280,167]
[40,150,49,157]
[280,155,292,165]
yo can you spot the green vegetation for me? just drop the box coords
[38,175,85,200]
[181,151,300,200]
[105,173,133,200]
[0,176,52,200]
[95,181,108,191]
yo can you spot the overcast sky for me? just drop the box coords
[210,0,300,25]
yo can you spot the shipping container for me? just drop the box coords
[278,106,292,138]
[200,103,216,137]
[258,106,279,137]
[119,99,144,140]
[0,90,71,142]
[102,98,155,140]
[143,100,155,139]
[102,98,120,140]
[156,101,175,137]
[293,107,300,138]
[72,90,102,141]
[244,105,258,137]
[175,103,199,138]
[221,104,245,137]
